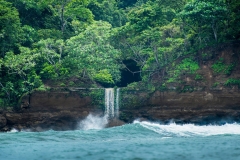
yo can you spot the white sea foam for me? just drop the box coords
[8,128,19,133]
[134,120,240,137]
[79,114,108,130]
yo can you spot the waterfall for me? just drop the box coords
[115,88,120,117]
[105,88,114,118]
[104,88,120,119]
[79,88,120,130]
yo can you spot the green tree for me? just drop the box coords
[140,24,185,80]
[64,21,121,84]
[8,0,94,39]
[0,0,23,56]
[224,0,240,39]
[117,0,137,9]
[179,0,227,45]
[7,0,56,29]
[88,0,127,27]
[112,0,186,81]
[50,0,94,38]
[1,47,42,104]
[37,39,64,65]
[36,38,69,79]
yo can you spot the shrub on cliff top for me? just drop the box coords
[93,69,114,87]
[224,78,240,87]
[212,58,236,75]
[167,57,199,83]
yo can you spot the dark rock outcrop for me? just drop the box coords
[1,89,240,131]
[119,90,240,124]
[1,90,103,131]
[0,115,6,128]
[107,118,125,127]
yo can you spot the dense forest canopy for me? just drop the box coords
[0,0,239,107]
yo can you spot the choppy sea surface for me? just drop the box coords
[1,116,240,160]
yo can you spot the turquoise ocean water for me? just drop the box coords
[1,118,240,160]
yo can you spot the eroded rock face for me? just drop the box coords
[119,90,240,124]
[0,115,6,128]
[1,91,103,132]
[1,89,240,132]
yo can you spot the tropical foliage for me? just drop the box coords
[0,0,239,107]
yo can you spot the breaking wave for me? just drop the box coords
[78,114,108,130]
[134,120,240,137]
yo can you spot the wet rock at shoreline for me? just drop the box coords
[107,118,125,127]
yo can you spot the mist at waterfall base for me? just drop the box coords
[78,114,108,130]
[1,121,240,160]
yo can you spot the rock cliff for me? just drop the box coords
[0,42,240,131]
[119,90,240,124]
[0,88,240,131]
[0,90,103,131]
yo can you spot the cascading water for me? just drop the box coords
[79,88,120,130]
[104,88,120,119]
[105,88,115,118]
[115,88,120,117]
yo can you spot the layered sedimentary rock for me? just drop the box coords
[0,91,102,131]
[119,90,240,124]
[0,116,6,128]
[1,88,240,131]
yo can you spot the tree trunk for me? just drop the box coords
[212,20,218,42]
